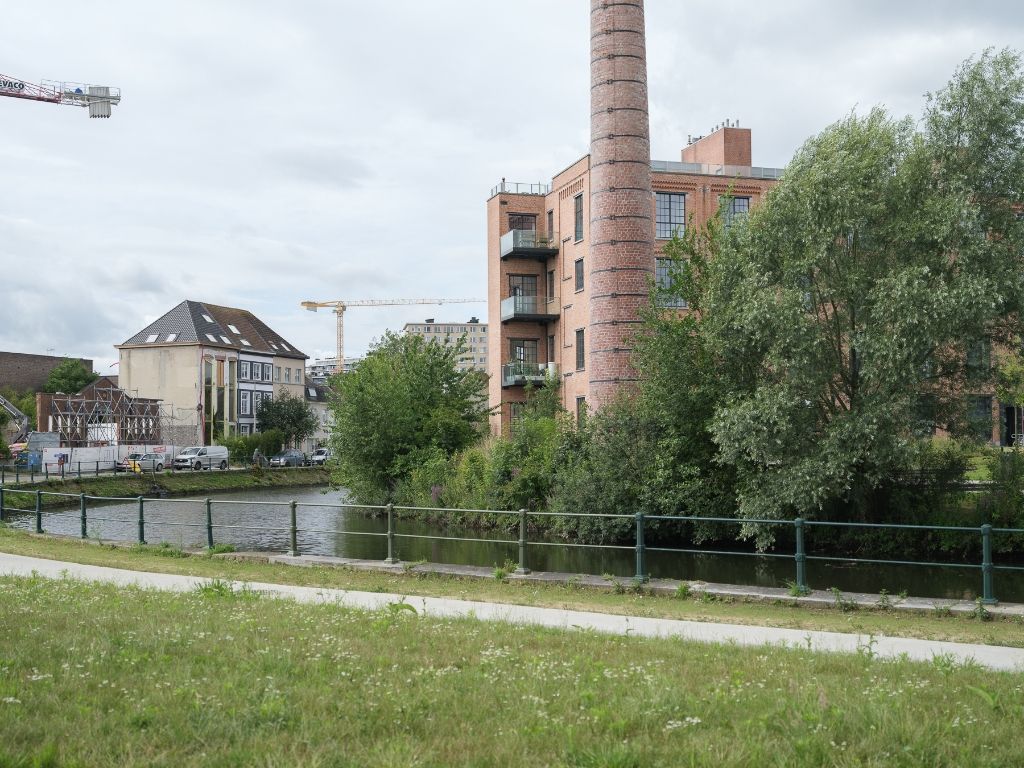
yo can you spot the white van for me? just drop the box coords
[172,445,230,471]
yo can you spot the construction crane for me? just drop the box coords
[0,73,121,117]
[301,298,486,368]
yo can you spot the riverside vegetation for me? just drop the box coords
[1,573,1022,767]
[329,51,1024,566]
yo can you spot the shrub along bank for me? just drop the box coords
[1,467,330,510]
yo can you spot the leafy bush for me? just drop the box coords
[220,430,285,465]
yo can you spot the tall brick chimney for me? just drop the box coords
[587,0,653,409]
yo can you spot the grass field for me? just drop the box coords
[0,574,1021,767]
[1,527,1022,649]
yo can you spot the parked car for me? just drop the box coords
[129,453,166,472]
[269,449,306,468]
[309,447,331,465]
[116,453,144,473]
[173,445,230,471]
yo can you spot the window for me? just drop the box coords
[576,396,587,425]
[240,339,251,346]
[166,333,177,342]
[205,333,217,342]
[969,395,994,442]
[967,339,992,375]
[509,274,537,297]
[508,213,536,232]
[721,196,750,228]
[145,334,158,343]
[655,192,686,239]
[240,361,250,380]
[295,368,302,383]
[219,335,231,344]
[509,402,525,428]
[240,390,251,416]
[574,259,584,292]
[282,344,290,352]
[510,339,538,365]
[547,334,556,363]
[547,269,555,300]
[263,363,272,381]
[240,424,251,436]
[274,366,281,382]
[228,324,240,334]
[575,329,585,370]
[655,258,687,308]
[202,314,213,323]
[574,194,584,241]
[547,209,554,239]
[285,367,291,383]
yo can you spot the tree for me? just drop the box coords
[328,331,489,503]
[44,358,98,394]
[697,50,1024,526]
[256,388,319,447]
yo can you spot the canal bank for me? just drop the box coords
[4,486,1024,603]
[1,467,330,509]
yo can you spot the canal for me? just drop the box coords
[6,486,1023,602]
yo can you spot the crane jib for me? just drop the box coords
[0,80,25,90]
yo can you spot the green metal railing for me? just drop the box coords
[0,486,1021,604]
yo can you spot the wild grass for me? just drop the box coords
[0,574,1021,767]
[0,527,1022,649]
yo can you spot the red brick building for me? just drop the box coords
[486,0,782,434]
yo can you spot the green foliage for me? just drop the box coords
[220,429,285,464]
[43,358,98,394]
[256,389,319,447]
[329,331,489,503]
[692,51,1024,527]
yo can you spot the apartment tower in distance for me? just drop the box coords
[487,0,783,434]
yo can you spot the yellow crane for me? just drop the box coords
[300,298,485,368]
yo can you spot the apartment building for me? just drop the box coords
[486,2,781,434]
[117,300,307,443]
[306,356,362,383]
[403,317,488,373]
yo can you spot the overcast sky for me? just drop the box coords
[1,1,1021,374]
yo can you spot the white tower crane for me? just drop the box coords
[301,298,485,368]
[0,73,121,117]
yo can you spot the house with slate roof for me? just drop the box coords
[117,301,308,445]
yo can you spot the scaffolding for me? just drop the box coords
[44,387,171,448]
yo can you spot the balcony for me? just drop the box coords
[489,180,551,198]
[502,361,558,388]
[499,229,559,261]
[500,294,560,323]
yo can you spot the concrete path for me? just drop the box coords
[2,552,1023,672]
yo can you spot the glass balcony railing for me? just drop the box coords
[499,229,560,259]
[489,181,551,198]
[502,361,557,387]
[500,294,560,322]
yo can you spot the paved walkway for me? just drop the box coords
[2,552,1023,672]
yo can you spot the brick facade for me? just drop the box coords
[485,4,782,434]
[0,352,94,394]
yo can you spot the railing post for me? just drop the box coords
[44,463,48,481]
[80,493,87,538]
[137,496,146,544]
[981,524,997,605]
[206,498,214,548]
[14,466,19,484]
[94,461,99,477]
[289,500,298,556]
[34,490,42,534]
[515,508,530,574]
[77,462,81,480]
[794,518,807,594]
[384,503,398,564]
[0,487,5,522]
[1,464,4,484]
[634,511,648,583]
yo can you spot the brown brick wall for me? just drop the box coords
[587,0,654,410]
[0,352,94,394]
[681,127,752,167]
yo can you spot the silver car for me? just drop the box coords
[134,453,166,472]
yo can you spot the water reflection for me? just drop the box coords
[6,486,1022,602]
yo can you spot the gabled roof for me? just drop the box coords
[118,300,307,360]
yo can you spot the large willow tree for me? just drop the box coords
[696,50,1024,523]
